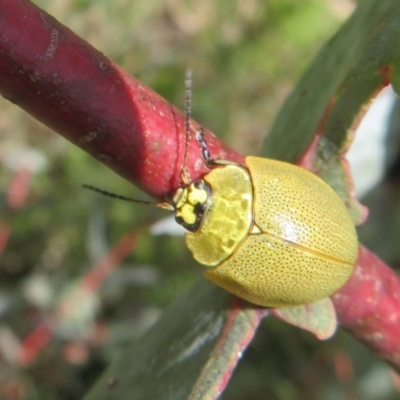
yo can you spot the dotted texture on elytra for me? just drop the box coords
[246,156,358,264]
[204,234,353,308]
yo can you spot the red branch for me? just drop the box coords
[0,0,242,200]
[334,246,400,370]
[1,0,400,372]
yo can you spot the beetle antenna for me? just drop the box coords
[82,184,173,211]
[195,126,213,167]
[181,68,193,185]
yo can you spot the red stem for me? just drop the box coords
[1,0,400,372]
[333,246,400,371]
[0,0,242,200]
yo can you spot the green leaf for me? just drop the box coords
[263,0,400,224]
[272,298,337,341]
[83,279,267,400]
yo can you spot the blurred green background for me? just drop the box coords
[1,0,399,399]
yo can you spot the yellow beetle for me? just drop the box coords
[172,143,358,308]
[85,139,358,309]
[85,70,358,309]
